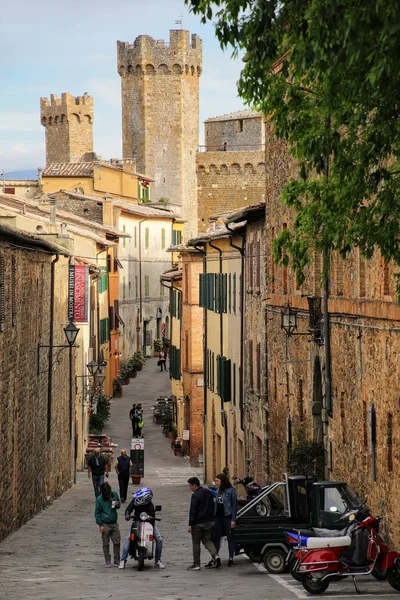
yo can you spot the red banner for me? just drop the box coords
[68,265,89,323]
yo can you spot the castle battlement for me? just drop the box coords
[40,92,94,166]
[117,29,202,77]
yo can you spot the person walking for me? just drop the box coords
[129,403,137,437]
[187,476,221,571]
[114,449,132,503]
[158,349,167,372]
[95,482,121,568]
[207,473,238,567]
[87,447,110,498]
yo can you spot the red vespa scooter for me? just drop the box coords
[295,508,400,595]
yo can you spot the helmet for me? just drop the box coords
[133,487,153,506]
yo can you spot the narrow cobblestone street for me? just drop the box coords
[0,359,397,599]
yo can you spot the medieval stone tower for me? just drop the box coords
[117,30,202,239]
[40,92,94,166]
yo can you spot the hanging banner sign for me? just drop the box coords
[68,265,89,323]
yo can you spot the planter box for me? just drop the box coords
[122,378,130,385]
[130,371,137,378]
[131,475,142,485]
[113,390,123,398]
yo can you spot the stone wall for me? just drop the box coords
[205,114,264,152]
[196,151,265,231]
[118,30,201,239]
[0,245,72,541]
[263,121,400,547]
[40,93,94,166]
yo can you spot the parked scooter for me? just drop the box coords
[293,507,400,594]
[128,505,161,571]
[233,476,268,516]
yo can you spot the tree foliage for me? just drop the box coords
[187,0,400,288]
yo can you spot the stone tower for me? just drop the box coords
[40,92,94,166]
[117,30,202,238]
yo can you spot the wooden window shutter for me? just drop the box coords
[144,275,150,298]
[0,256,5,331]
[256,342,261,394]
[228,274,231,313]
[222,358,231,402]
[222,274,227,313]
[145,228,150,249]
[11,255,16,326]
[256,240,261,289]
[233,273,236,313]
[161,228,166,250]
[249,340,254,390]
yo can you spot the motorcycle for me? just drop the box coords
[293,507,400,594]
[128,504,161,571]
[234,476,268,517]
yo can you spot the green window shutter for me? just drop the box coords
[106,317,110,342]
[172,230,177,245]
[233,273,236,313]
[216,355,221,396]
[177,291,181,319]
[212,352,215,391]
[222,358,231,402]
[228,274,231,313]
[100,319,104,344]
[222,274,227,313]
[177,230,182,245]
[215,274,220,313]
[177,348,181,380]
[171,290,176,317]
[161,228,166,250]
[233,362,236,405]
[145,228,150,249]
[199,274,204,307]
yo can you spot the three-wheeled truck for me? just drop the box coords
[232,473,365,573]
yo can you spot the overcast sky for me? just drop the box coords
[0,0,245,174]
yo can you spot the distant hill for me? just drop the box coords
[5,170,38,181]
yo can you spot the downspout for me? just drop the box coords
[209,240,227,469]
[47,253,60,441]
[226,225,246,433]
[193,243,207,482]
[323,150,332,419]
[138,218,149,353]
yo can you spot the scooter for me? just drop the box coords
[128,505,161,571]
[234,476,267,516]
[294,507,400,594]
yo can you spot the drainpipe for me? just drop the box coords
[209,240,228,469]
[138,218,149,353]
[193,243,207,482]
[47,253,60,441]
[323,150,332,419]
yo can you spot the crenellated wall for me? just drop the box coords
[40,92,94,166]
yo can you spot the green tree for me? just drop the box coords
[187,0,400,290]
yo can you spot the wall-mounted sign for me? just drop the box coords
[68,265,89,323]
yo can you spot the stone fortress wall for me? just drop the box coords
[117,30,202,239]
[40,93,94,166]
[197,110,265,230]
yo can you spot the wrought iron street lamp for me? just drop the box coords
[281,303,298,336]
[86,359,99,376]
[63,321,80,346]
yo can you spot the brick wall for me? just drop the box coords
[196,151,265,231]
[0,245,72,541]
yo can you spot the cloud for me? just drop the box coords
[0,144,44,171]
[0,113,41,132]
[88,79,121,109]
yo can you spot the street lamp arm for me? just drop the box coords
[37,343,79,375]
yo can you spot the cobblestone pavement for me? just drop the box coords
[0,359,398,599]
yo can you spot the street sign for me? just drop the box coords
[130,437,144,476]
[183,429,190,440]
[131,438,144,450]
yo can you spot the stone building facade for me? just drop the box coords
[0,225,72,541]
[197,110,265,232]
[117,30,202,239]
[263,122,400,547]
[40,93,94,166]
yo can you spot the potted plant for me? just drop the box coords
[153,339,163,353]
[120,363,131,385]
[131,474,142,485]
[112,376,123,398]
[174,439,183,457]
[133,350,145,371]
[128,358,137,378]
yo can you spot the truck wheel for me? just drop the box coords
[137,548,145,571]
[244,546,262,562]
[302,574,330,595]
[263,549,287,574]
[387,568,400,591]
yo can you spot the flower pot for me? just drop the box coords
[174,447,183,457]
[122,378,130,385]
[113,390,123,398]
[136,364,142,371]
[171,438,176,449]
[131,475,142,485]
[168,432,173,439]
[164,431,169,438]
[130,370,137,378]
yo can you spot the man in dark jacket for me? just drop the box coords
[187,477,220,571]
[88,447,110,498]
[114,449,132,503]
